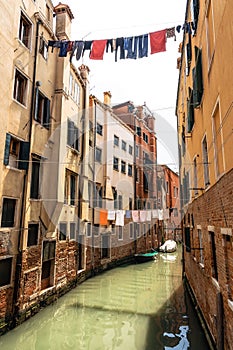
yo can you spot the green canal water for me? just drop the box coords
[0,247,210,350]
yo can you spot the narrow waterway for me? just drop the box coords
[0,247,210,350]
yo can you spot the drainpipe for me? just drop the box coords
[91,99,97,275]
[133,112,137,254]
[12,18,41,326]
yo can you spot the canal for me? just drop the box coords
[0,247,210,349]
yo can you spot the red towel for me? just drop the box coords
[90,40,107,60]
[149,30,166,54]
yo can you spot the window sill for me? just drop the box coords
[211,277,220,291]
[6,165,23,173]
[199,263,204,269]
[12,98,27,109]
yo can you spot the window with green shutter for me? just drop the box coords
[193,47,203,108]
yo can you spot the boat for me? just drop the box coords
[159,239,177,253]
[134,251,158,263]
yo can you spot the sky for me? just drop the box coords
[62,0,187,171]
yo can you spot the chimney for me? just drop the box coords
[103,91,112,106]
[54,3,74,40]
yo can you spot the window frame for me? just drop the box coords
[95,147,102,163]
[18,11,32,49]
[1,197,17,228]
[0,257,13,288]
[27,222,39,247]
[96,123,103,136]
[13,68,28,106]
[114,135,119,147]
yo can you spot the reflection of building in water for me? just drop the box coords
[164,325,190,350]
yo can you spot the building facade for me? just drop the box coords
[176,0,233,348]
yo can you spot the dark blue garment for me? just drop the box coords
[176,25,182,33]
[138,34,148,58]
[115,37,125,62]
[106,39,114,53]
[48,40,61,52]
[126,36,139,59]
[70,40,85,61]
[82,41,93,57]
[59,41,69,57]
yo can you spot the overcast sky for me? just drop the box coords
[63,0,187,171]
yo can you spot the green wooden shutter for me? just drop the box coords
[18,141,30,170]
[3,133,11,166]
[43,98,50,129]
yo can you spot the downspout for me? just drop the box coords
[12,18,41,325]
[133,113,137,254]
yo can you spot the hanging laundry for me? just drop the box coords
[70,40,85,62]
[82,40,93,57]
[126,36,139,59]
[158,209,164,220]
[116,210,125,226]
[100,209,108,225]
[115,37,125,62]
[132,210,139,222]
[166,27,176,41]
[90,39,107,60]
[152,209,159,219]
[125,210,131,219]
[146,210,152,221]
[59,41,70,57]
[176,25,182,33]
[67,41,74,52]
[106,39,116,53]
[138,34,148,58]
[48,40,61,52]
[107,210,115,221]
[140,210,147,222]
[149,30,167,54]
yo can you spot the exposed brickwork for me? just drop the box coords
[183,168,233,349]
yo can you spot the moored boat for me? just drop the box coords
[159,239,177,253]
[134,251,158,263]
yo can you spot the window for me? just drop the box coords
[113,188,118,209]
[185,35,192,76]
[69,74,73,96]
[137,223,141,237]
[121,160,126,173]
[46,4,51,22]
[95,148,102,163]
[93,224,99,236]
[64,170,78,206]
[18,12,31,48]
[30,155,41,199]
[27,223,39,247]
[122,140,127,151]
[193,157,198,195]
[129,145,133,155]
[192,47,203,108]
[190,0,199,33]
[184,227,191,252]
[113,157,119,171]
[143,172,149,191]
[135,145,139,158]
[86,222,92,237]
[1,198,16,228]
[173,186,176,198]
[202,136,210,187]
[0,258,12,287]
[96,123,103,136]
[136,126,141,136]
[212,103,224,177]
[101,234,110,258]
[67,119,80,151]
[13,69,28,106]
[135,167,139,182]
[41,241,55,289]
[198,229,204,265]
[89,121,94,147]
[96,184,103,208]
[39,37,48,60]
[206,0,215,63]
[187,89,194,132]
[118,195,123,210]
[209,231,218,280]
[143,132,148,143]
[3,133,29,170]
[35,90,51,129]
[223,234,233,300]
[129,223,134,239]
[59,222,67,241]
[74,82,79,103]
[129,197,133,210]
[128,164,133,176]
[70,222,76,240]
[114,135,119,146]
[118,227,123,240]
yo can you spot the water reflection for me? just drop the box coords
[0,247,210,350]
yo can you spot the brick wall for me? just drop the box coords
[183,168,233,349]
